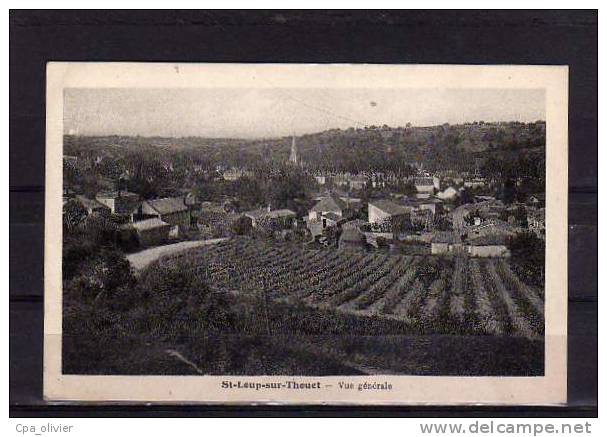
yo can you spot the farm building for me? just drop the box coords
[75,195,111,215]
[140,197,190,237]
[368,199,410,225]
[95,191,140,220]
[244,208,297,229]
[308,194,351,222]
[129,218,171,247]
[466,234,510,258]
[338,227,368,252]
[431,232,463,254]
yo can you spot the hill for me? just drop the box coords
[64,121,545,174]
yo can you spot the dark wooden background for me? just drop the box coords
[9,10,597,417]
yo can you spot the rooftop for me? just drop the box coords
[75,195,109,211]
[130,218,170,231]
[311,194,348,213]
[369,199,410,216]
[96,190,139,199]
[145,197,189,215]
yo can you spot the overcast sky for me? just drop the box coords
[64,88,545,138]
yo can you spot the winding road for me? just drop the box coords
[126,238,227,271]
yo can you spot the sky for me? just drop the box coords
[64,88,545,139]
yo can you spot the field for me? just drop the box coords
[63,236,545,376]
[162,237,544,339]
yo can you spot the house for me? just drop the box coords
[466,234,510,258]
[348,174,367,190]
[414,177,435,194]
[244,208,296,229]
[95,191,140,220]
[140,197,190,237]
[314,175,327,185]
[331,173,350,187]
[437,186,458,201]
[309,194,350,222]
[75,195,111,216]
[320,212,345,229]
[129,218,171,247]
[431,232,462,255]
[368,199,410,225]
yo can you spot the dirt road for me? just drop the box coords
[126,238,227,271]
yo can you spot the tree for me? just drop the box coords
[231,215,253,236]
[507,231,545,288]
[65,248,135,304]
[63,199,87,231]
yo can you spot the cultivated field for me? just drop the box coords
[162,237,544,339]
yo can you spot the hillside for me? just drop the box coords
[64,121,545,173]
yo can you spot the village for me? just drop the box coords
[62,134,545,264]
[60,122,547,377]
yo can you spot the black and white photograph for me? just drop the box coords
[60,87,548,375]
[42,63,568,404]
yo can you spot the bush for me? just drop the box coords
[64,248,135,305]
[133,263,237,337]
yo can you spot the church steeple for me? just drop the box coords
[289,135,298,165]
